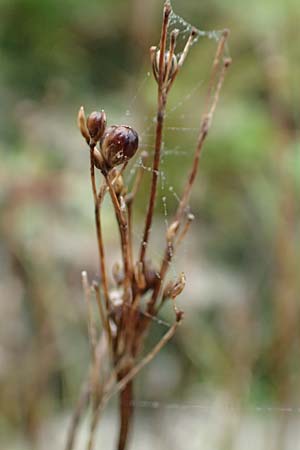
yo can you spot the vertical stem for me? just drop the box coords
[139,1,171,265]
[90,150,110,311]
[104,173,132,289]
[117,375,133,450]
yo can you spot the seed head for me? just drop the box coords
[100,125,139,169]
[151,48,177,84]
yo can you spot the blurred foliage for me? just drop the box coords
[0,0,300,448]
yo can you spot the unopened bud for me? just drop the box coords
[134,262,146,290]
[77,106,90,143]
[166,220,179,241]
[87,110,107,143]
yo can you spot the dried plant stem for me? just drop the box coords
[117,375,133,450]
[166,28,197,94]
[175,57,231,223]
[93,282,113,353]
[74,6,231,450]
[82,271,97,363]
[203,29,229,114]
[104,173,132,287]
[139,1,171,265]
[65,334,108,450]
[90,150,110,311]
[87,315,181,450]
[149,41,231,313]
[65,381,90,450]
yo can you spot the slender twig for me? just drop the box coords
[65,381,90,450]
[175,57,232,223]
[93,281,113,353]
[203,29,230,114]
[175,213,195,248]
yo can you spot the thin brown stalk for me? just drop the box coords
[65,335,108,450]
[203,29,230,113]
[175,213,195,248]
[139,0,171,266]
[93,282,113,352]
[166,28,197,94]
[149,53,231,313]
[104,174,129,267]
[65,381,90,450]
[90,150,110,311]
[175,57,231,223]
[82,271,97,363]
[87,314,182,450]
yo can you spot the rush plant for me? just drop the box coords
[66,2,231,449]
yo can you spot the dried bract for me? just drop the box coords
[77,106,90,143]
[163,272,186,300]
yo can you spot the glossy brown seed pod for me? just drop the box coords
[100,125,139,169]
[87,110,107,143]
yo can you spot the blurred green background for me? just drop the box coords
[0,0,299,449]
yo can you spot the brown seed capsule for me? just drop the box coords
[163,272,186,300]
[151,48,177,84]
[87,110,106,143]
[100,125,139,169]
